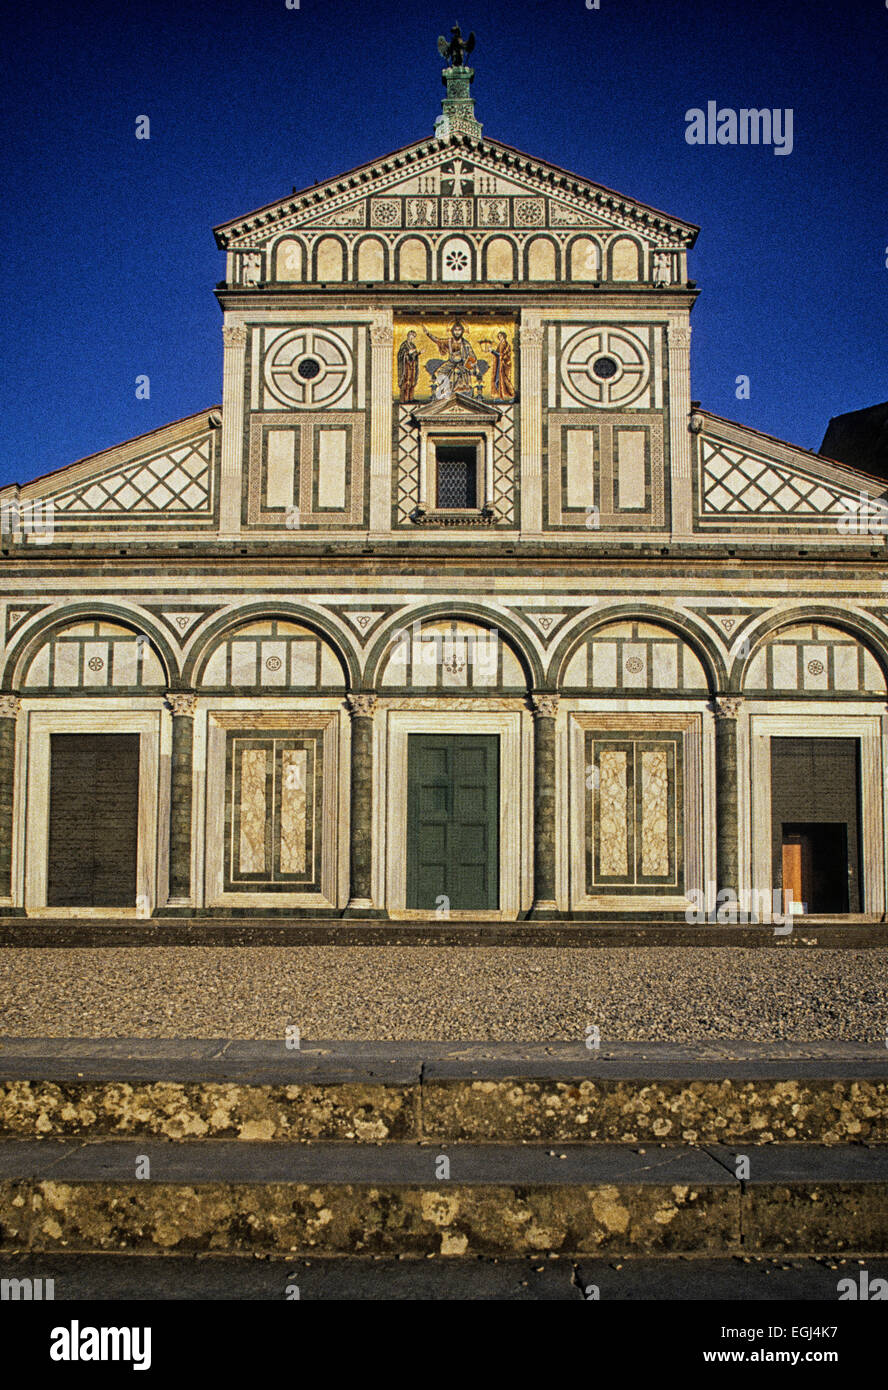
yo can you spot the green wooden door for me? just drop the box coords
[406,734,499,911]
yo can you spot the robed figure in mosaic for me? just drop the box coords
[480,331,514,400]
[397,330,420,402]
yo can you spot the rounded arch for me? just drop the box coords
[483,236,517,282]
[440,236,474,282]
[568,235,602,281]
[312,235,346,282]
[355,236,387,282]
[550,605,726,694]
[7,604,176,691]
[396,236,429,281]
[272,236,305,282]
[364,603,544,691]
[525,235,558,281]
[733,606,888,691]
[184,603,359,690]
[608,236,642,282]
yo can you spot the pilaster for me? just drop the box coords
[219,322,247,536]
[519,317,545,537]
[667,319,694,540]
[368,316,394,537]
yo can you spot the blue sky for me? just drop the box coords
[1,0,886,486]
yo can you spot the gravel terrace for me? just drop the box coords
[0,947,886,1040]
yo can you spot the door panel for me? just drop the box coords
[47,734,140,907]
[406,734,499,910]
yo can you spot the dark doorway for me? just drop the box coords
[406,733,499,910]
[770,737,861,912]
[47,734,140,907]
[781,823,849,914]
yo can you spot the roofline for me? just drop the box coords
[5,407,221,493]
[699,408,888,490]
[213,132,700,244]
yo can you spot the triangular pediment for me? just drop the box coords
[410,393,501,425]
[695,412,888,535]
[1,409,222,535]
[214,134,698,251]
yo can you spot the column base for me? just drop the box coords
[342,899,388,918]
[525,900,560,920]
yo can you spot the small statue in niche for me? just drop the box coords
[242,253,262,285]
[652,251,672,287]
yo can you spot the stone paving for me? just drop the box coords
[0,946,886,1040]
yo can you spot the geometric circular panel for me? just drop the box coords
[560,326,650,408]
[263,328,353,407]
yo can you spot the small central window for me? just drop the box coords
[435,444,478,509]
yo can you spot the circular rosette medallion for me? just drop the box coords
[263,328,353,407]
[560,326,651,407]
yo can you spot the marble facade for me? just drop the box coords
[1,58,885,921]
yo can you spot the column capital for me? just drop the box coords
[166,693,198,718]
[521,325,545,349]
[222,324,247,349]
[0,695,21,719]
[369,322,394,348]
[346,692,378,718]
[667,323,692,349]
[530,692,560,719]
[712,695,743,720]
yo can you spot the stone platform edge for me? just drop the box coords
[1,918,887,947]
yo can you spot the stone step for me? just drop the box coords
[2,1250,885,1301]
[1,1140,887,1257]
[2,917,886,946]
[1,1040,886,1145]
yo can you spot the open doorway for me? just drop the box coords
[781,823,850,914]
[771,738,861,913]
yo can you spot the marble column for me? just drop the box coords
[713,696,742,898]
[166,693,197,907]
[0,695,19,903]
[529,692,559,917]
[345,693,377,915]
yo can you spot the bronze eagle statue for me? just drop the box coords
[438,24,475,67]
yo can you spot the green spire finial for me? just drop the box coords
[434,25,482,141]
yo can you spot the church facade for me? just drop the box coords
[2,50,886,923]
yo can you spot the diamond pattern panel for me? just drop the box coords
[397,405,420,524]
[492,405,515,524]
[52,437,213,516]
[701,440,857,517]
